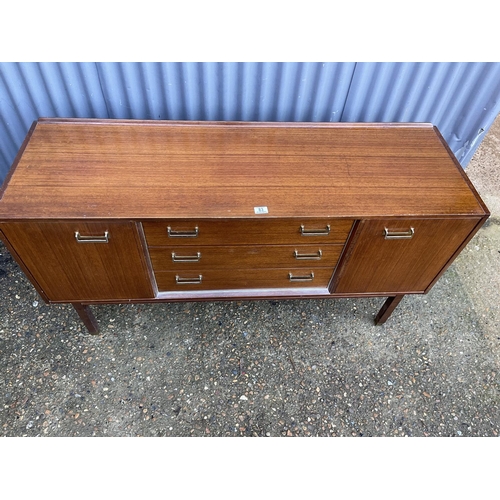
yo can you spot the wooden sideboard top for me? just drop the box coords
[0,118,489,220]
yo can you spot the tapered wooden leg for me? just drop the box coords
[73,303,99,334]
[374,295,404,325]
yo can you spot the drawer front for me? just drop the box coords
[155,268,334,291]
[148,244,343,271]
[142,219,354,246]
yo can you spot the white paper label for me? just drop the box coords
[254,206,269,214]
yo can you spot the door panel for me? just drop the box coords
[333,218,480,294]
[1,221,154,301]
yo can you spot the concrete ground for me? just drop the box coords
[0,119,499,438]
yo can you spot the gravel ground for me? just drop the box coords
[1,265,498,438]
[1,118,499,439]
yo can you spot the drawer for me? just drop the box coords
[148,244,344,271]
[155,267,334,291]
[142,219,354,246]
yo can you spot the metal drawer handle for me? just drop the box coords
[300,224,330,236]
[172,252,201,262]
[384,227,415,239]
[294,249,322,260]
[167,226,199,238]
[288,272,315,282]
[175,275,203,284]
[75,231,109,243]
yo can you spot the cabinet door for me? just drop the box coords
[333,218,480,294]
[1,221,154,301]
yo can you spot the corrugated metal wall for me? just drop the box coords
[1,62,500,183]
[342,62,500,165]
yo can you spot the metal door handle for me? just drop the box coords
[300,225,330,236]
[288,272,315,282]
[294,249,322,260]
[75,231,109,243]
[172,252,201,262]
[167,226,199,237]
[175,275,203,284]
[384,227,415,239]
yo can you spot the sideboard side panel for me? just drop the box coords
[0,226,50,302]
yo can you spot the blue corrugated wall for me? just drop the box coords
[1,62,500,183]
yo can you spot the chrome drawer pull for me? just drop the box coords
[294,249,322,260]
[300,224,330,236]
[172,252,201,262]
[75,231,109,243]
[167,226,199,237]
[288,272,314,282]
[384,227,415,239]
[176,275,203,284]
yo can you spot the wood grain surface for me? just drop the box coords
[142,219,353,246]
[155,267,334,291]
[148,244,344,271]
[0,120,488,220]
[0,221,154,301]
[333,218,481,293]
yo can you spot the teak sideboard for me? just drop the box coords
[0,119,490,333]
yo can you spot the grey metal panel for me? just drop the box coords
[342,62,500,164]
[1,62,500,184]
[95,62,355,122]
